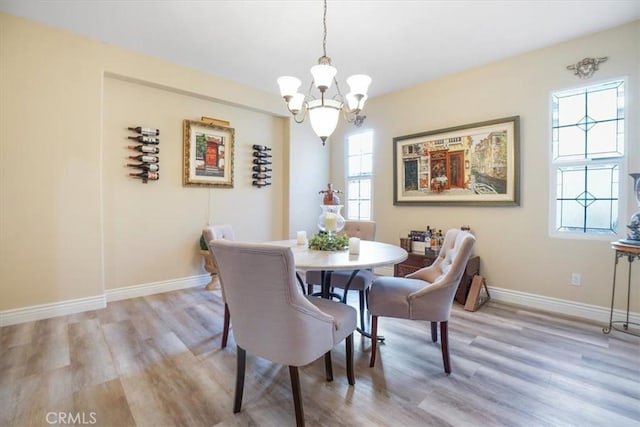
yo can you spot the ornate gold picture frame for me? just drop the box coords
[183,119,234,188]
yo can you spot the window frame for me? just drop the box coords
[548,77,627,241]
[345,129,374,221]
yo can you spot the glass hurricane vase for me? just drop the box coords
[317,204,345,235]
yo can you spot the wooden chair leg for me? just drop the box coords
[221,303,230,349]
[440,321,451,374]
[289,366,305,427]
[345,333,355,385]
[324,351,333,381]
[234,346,246,413]
[369,315,378,367]
[431,321,438,342]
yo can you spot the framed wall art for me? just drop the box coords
[393,116,520,206]
[183,119,234,188]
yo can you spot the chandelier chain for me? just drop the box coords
[322,0,327,58]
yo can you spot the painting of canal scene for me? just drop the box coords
[183,120,234,188]
[393,116,519,205]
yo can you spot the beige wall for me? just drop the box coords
[331,21,640,312]
[0,13,326,311]
[2,11,638,316]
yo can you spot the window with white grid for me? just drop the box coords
[550,79,625,237]
[346,130,373,220]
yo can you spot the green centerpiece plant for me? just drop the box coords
[308,232,349,251]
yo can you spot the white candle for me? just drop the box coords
[324,213,337,232]
[296,231,307,245]
[348,237,360,255]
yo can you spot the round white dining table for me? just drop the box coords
[268,239,408,271]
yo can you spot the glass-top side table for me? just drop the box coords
[604,242,640,336]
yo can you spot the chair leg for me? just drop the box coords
[345,333,355,385]
[440,321,451,374]
[289,366,305,427]
[430,321,438,342]
[234,346,246,413]
[324,351,333,382]
[221,303,230,349]
[358,291,366,331]
[369,315,378,367]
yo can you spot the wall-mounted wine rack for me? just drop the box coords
[252,144,272,188]
[126,126,160,183]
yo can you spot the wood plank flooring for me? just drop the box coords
[1,286,639,427]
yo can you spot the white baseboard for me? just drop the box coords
[487,286,640,324]
[0,274,209,327]
[375,267,638,324]
[0,294,106,327]
[105,274,210,302]
[2,273,635,327]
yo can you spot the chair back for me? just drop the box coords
[202,224,235,245]
[408,229,475,320]
[209,240,337,366]
[340,221,376,240]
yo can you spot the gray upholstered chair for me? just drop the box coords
[305,220,376,330]
[209,240,357,427]
[368,229,476,374]
[202,224,235,349]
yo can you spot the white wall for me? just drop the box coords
[331,21,640,313]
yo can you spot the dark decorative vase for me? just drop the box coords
[623,173,640,244]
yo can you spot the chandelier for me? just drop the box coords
[277,0,371,145]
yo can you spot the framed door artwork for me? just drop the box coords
[393,116,520,206]
[183,119,234,188]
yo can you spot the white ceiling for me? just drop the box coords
[2,0,639,98]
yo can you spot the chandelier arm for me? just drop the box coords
[332,77,344,98]
[341,106,357,124]
[291,104,308,124]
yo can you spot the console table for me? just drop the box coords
[603,242,640,337]
[394,251,480,304]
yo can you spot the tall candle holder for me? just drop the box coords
[317,204,345,235]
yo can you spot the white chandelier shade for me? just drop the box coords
[308,99,341,141]
[276,0,371,144]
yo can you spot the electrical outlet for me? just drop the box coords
[571,273,581,286]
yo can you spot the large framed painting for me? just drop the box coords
[183,119,234,188]
[393,116,520,206]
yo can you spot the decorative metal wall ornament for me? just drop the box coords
[566,57,608,79]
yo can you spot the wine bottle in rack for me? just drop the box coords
[130,171,159,180]
[127,163,159,172]
[252,166,272,173]
[128,127,160,136]
[252,180,272,186]
[252,144,272,151]
[252,173,271,180]
[128,145,160,154]
[128,135,160,144]
[253,158,272,165]
[252,151,272,158]
[128,154,159,163]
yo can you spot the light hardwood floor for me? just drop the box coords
[1,286,639,427]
